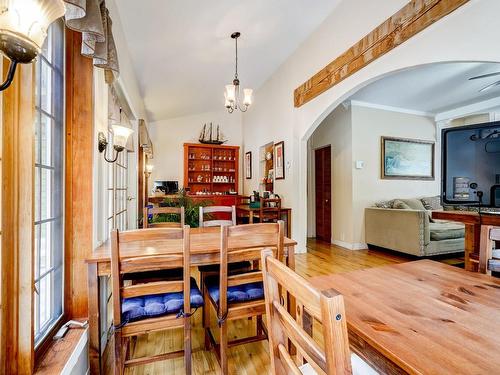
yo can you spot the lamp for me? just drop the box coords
[224,32,253,113]
[0,0,65,91]
[144,164,153,178]
[98,124,134,163]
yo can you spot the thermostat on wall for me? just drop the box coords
[355,160,364,169]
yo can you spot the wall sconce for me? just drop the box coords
[144,164,153,178]
[0,0,66,91]
[98,124,134,163]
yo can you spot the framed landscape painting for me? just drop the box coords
[381,137,435,180]
[274,141,285,180]
[245,151,252,179]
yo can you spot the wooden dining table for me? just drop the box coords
[86,226,297,374]
[310,260,500,374]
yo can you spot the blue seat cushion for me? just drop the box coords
[121,278,203,322]
[205,275,264,304]
[198,261,251,274]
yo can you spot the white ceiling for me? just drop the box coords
[349,62,500,115]
[115,0,342,122]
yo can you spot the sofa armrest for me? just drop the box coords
[365,207,429,256]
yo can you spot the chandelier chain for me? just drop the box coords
[234,36,238,80]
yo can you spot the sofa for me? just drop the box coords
[365,197,465,257]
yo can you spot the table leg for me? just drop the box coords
[479,225,493,275]
[88,263,102,374]
[249,211,254,224]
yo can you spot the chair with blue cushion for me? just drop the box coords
[204,221,285,374]
[261,249,378,375]
[110,226,202,375]
[198,205,251,329]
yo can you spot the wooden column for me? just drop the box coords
[65,29,94,319]
[1,60,35,373]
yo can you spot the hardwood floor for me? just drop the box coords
[115,239,461,375]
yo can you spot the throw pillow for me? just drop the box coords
[401,198,427,211]
[421,196,443,211]
[374,199,395,209]
[392,199,411,210]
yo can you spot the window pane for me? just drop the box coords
[34,224,40,280]
[40,60,52,114]
[40,115,52,166]
[40,168,53,220]
[35,114,40,164]
[39,221,52,276]
[35,168,40,222]
[38,273,52,330]
[41,26,52,62]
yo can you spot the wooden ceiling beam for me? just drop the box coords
[294,0,469,108]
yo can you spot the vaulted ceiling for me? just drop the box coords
[115,0,342,121]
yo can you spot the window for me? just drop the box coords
[34,19,65,346]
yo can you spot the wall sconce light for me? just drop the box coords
[0,0,66,91]
[144,164,153,178]
[98,124,134,163]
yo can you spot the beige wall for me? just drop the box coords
[308,105,353,245]
[308,104,439,249]
[351,105,439,246]
[148,110,243,192]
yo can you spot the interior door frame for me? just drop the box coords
[314,144,332,243]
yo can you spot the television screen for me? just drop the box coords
[442,121,500,207]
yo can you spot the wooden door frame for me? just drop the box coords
[313,145,332,242]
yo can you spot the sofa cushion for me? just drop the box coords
[421,196,443,211]
[121,278,203,322]
[429,222,465,241]
[205,275,264,304]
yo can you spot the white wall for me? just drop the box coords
[242,0,500,252]
[351,105,439,246]
[148,110,243,192]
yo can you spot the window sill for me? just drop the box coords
[34,321,89,375]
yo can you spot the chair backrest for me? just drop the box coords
[217,222,285,319]
[143,206,185,228]
[259,198,282,221]
[199,205,236,227]
[237,195,251,205]
[110,226,191,327]
[261,248,352,375]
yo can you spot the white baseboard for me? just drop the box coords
[332,240,368,250]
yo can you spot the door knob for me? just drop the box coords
[325,199,329,203]
[127,196,135,201]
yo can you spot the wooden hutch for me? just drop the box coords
[183,143,240,197]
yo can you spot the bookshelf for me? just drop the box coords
[183,143,239,195]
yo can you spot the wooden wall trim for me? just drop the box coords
[293,0,469,107]
[1,60,35,373]
[65,29,94,319]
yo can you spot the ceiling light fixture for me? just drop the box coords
[0,0,66,91]
[224,32,252,113]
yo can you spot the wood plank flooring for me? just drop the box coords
[112,239,461,375]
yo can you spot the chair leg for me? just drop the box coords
[220,321,229,375]
[114,331,123,375]
[184,315,192,375]
[256,315,263,336]
[203,287,211,350]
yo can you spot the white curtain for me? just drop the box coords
[63,0,119,78]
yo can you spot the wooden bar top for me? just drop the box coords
[88,226,296,263]
[433,210,500,225]
[310,260,500,374]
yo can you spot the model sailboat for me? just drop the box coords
[199,122,227,144]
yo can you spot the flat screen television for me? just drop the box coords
[442,121,500,208]
[154,180,179,194]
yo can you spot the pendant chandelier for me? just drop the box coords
[224,32,252,113]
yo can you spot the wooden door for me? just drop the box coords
[315,146,331,242]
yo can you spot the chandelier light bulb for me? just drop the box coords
[243,88,253,106]
[225,84,236,103]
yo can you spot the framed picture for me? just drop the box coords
[381,136,435,180]
[274,141,285,180]
[245,151,252,179]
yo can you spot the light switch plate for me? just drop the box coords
[355,160,364,169]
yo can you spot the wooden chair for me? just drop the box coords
[236,195,251,224]
[204,221,285,374]
[256,198,282,223]
[111,226,201,375]
[479,226,500,275]
[261,248,377,375]
[143,206,185,228]
[199,205,236,227]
